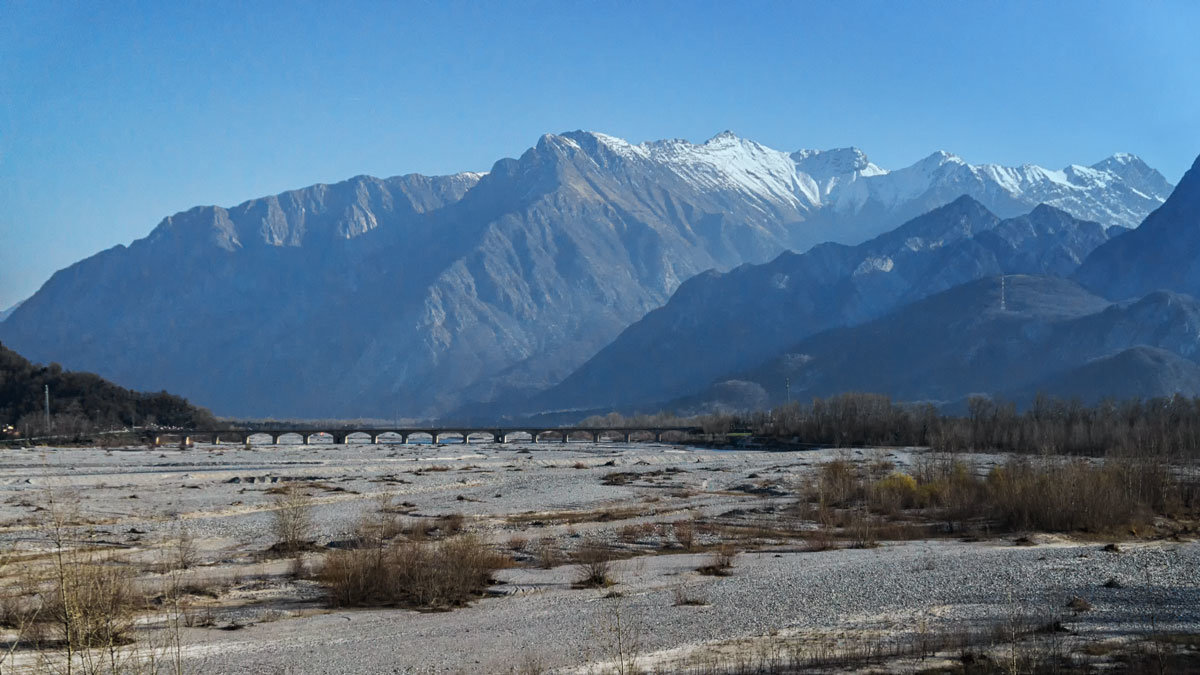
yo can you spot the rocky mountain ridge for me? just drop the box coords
[0,131,1174,419]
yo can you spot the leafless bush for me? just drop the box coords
[673,519,695,550]
[697,544,736,576]
[673,586,708,606]
[42,562,139,651]
[318,534,508,609]
[572,538,616,588]
[269,486,314,556]
[987,458,1154,532]
[533,537,563,569]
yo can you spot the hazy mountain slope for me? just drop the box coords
[678,276,1200,411]
[0,133,818,418]
[532,199,1115,414]
[1075,154,1200,300]
[0,131,1171,419]
[0,302,21,323]
[1007,346,1200,406]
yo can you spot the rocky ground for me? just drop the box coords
[0,440,1197,673]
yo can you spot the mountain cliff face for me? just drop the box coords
[1075,155,1200,300]
[0,131,1172,418]
[677,276,1200,411]
[531,198,1118,415]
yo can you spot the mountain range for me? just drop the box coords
[670,276,1200,414]
[526,198,1121,417]
[571,152,1200,416]
[0,131,1179,419]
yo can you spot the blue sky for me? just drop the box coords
[2,0,1198,308]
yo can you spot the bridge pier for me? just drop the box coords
[560,432,568,443]
[371,434,379,444]
[179,436,192,450]
[654,432,662,443]
[622,433,631,443]
[592,432,600,443]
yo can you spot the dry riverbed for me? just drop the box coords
[0,440,1197,673]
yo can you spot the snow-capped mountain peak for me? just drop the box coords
[552,131,1167,232]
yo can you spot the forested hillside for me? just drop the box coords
[0,341,218,436]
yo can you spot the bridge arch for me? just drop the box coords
[407,431,434,445]
[243,432,275,447]
[464,431,494,444]
[344,431,374,445]
[375,431,405,444]
[436,431,466,444]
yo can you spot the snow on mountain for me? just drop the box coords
[576,131,1168,244]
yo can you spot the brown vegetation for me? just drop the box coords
[318,534,508,610]
[572,539,616,588]
[799,453,1195,542]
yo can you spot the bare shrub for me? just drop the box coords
[44,562,139,650]
[434,512,465,536]
[318,534,507,610]
[845,509,879,549]
[673,519,695,550]
[269,486,314,556]
[987,458,1148,532]
[672,586,708,606]
[815,459,863,507]
[593,597,642,675]
[533,537,563,569]
[353,497,405,550]
[572,538,615,588]
[697,544,736,576]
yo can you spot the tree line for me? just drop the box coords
[589,392,1200,458]
[0,341,218,438]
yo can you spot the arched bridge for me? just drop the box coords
[146,426,704,448]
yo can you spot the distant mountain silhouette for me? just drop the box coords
[672,276,1200,412]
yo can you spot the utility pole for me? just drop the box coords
[785,377,791,403]
[44,385,50,432]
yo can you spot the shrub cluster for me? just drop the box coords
[806,455,1190,535]
[318,535,508,609]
